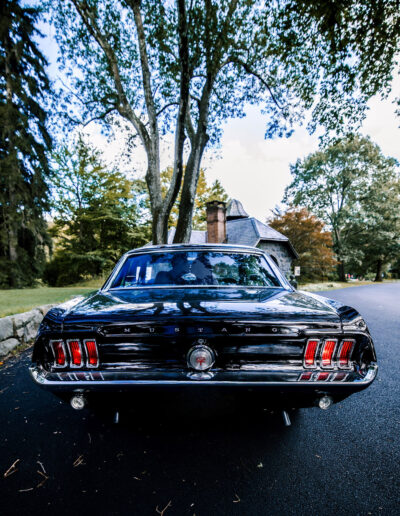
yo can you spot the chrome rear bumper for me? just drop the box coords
[29,363,378,393]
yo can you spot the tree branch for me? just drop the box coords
[185,109,195,144]
[209,0,239,72]
[163,0,191,217]
[231,58,284,111]
[71,1,150,148]
[124,0,164,238]
[156,102,179,118]
[125,0,159,142]
[190,93,201,105]
[83,106,118,127]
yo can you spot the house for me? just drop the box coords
[167,199,298,276]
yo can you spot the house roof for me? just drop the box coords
[226,217,298,259]
[154,200,298,260]
[226,199,249,220]
[164,218,298,259]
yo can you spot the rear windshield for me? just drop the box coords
[110,251,281,289]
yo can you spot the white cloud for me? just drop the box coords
[202,109,320,220]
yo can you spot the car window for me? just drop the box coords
[110,251,281,288]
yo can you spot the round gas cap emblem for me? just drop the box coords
[187,345,215,371]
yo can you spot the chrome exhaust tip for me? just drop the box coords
[70,395,86,410]
[318,396,333,410]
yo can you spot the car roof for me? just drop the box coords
[126,243,264,255]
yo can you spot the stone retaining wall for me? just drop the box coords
[0,305,55,357]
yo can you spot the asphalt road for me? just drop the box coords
[1,283,399,516]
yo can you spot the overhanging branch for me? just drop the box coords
[156,102,179,118]
[71,0,150,149]
[83,106,118,127]
[232,58,285,111]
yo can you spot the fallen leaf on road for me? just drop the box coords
[257,463,263,468]
[233,494,241,503]
[37,461,46,474]
[4,459,20,478]
[315,455,321,459]
[73,455,85,467]
[36,470,49,488]
[156,500,172,516]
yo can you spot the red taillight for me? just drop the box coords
[321,339,337,368]
[84,340,99,367]
[338,340,354,369]
[68,340,82,367]
[316,372,330,381]
[304,339,319,368]
[299,372,313,381]
[51,340,66,367]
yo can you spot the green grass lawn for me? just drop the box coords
[300,279,399,292]
[0,279,104,318]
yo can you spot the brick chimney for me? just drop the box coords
[206,200,227,243]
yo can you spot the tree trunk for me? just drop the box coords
[8,227,18,262]
[173,78,212,243]
[151,206,169,245]
[173,136,207,243]
[338,260,346,282]
[374,258,383,282]
[5,43,18,263]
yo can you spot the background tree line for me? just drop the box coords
[270,135,400,283]
[1,0,400,288]
[44,135,229,286]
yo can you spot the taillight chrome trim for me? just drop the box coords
[66,339,84,369]
[337,339,355,369]
[303,338,320,369]
[297,371,349,382]
[50,339,67,368]
[83,339,99,368]
[320,338,338,369]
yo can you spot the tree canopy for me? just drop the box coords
[284,135,400,281]
[50,0,400,245]
[0,0,52,287]
[44,136,150,286]
[344,166,400,281]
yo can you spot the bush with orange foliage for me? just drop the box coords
[269,208,337,282]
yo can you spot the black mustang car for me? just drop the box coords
[29,244,377,424]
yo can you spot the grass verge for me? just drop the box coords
[299,279,399,292]
[0,285,101,318]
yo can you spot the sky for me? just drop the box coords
[202,82,400,220]
[39,19,400,223]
